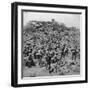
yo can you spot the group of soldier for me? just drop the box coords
[23,43,80,74]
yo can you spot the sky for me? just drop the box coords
[23,12,80,29]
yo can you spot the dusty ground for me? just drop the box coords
[23,57,80,77]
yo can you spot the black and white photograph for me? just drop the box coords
[11,2,88,87]
[22,11,80,77]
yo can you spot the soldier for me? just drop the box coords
[64,48,69,56]
[25,55,35,68]
[60,44,66,60]
[71,48,78,61]
[45,53,52,73]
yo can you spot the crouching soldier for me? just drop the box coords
[25,55,36,68]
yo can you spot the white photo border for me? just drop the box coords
[17,5,86,85]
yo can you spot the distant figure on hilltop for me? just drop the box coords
[52,19,56,24]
